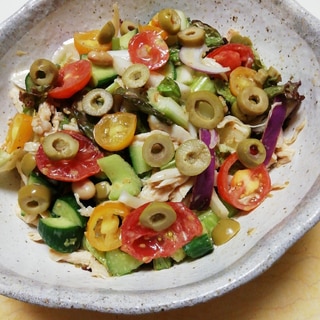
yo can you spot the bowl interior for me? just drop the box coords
[0,0,320,314]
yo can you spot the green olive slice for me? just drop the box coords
[122,63,150,88]
[29,58,59,86]
[186,91,224,129]
[212,218,240,246]
[82,88,113,116]
[139,202,177,232]
[42,132,79,161]
[230,101,255,123]
[20,152,36,176]
[142,133,175,167]
[177,26,205,47]
[120,20,138,35]
[236,138,266,168]
[237,86,269,116]
[158,8,181,35]
[97,20,115,44]
[175,139,211,176]
[18,184,51,215]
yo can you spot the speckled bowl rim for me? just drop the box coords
[0,0,320,314]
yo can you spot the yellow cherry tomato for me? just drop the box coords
[5,113,33,153]
[85,201,130,251]
[93,112,137,151]
[73,30,112,55]
[229,66,260,97]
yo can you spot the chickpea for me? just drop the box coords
[72,178,96,200]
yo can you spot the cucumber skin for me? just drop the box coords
[38,218,84,253]
[183,233,214,259]
[52,194,87,227]
[80,54,117,88]
[38,194,86,253]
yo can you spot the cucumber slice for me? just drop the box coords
[147,87,189,129]
[153,257,173,270]
[80,54,117,88]
[183,233,214,259]
[38,218,84,253]
[83,235,143,276]
[105,249,143,276]
[112,29,137,50]
[158,60,176,80]
[52,194,87,227]
[98,154,142,200]
[38,194,86,253]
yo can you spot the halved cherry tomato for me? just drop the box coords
[93,112,137,151]
[5,113,33,153]
[217,152,271,212]
[85,201,130,251]
[36,130,104,182]
[48,60,92,99]
[207,43,254,72]
[128,31,169,70]
[120,202,203,263]
[73,30,112,55]
[229,66,259,96]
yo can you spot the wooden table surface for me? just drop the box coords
[1,1,320,319]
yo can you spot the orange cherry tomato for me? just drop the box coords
[138,24,168,40]
[48,60,92,99]
[128,31,169,70]
[217,152,271,212]
[93,112,137,151]
[5,113,33,153]
[85,201,130,251]
[229,66,259,96]
[73,30,112,55]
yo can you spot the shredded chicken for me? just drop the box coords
[28,231,43,242]
[49,250,110,278]
[31,102,55,136]
[139,168,192,202]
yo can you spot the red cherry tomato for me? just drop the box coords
[128,31,169,70]
[207,43,254,72]
[217,153,271,211]
[120,202,203,263]
[36,130,104,182]
[48,60,92,99]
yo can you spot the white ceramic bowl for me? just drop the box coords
[0,0,320,314]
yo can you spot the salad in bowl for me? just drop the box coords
[0,0,318,314]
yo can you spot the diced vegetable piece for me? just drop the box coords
[82,55,118,88]
[98,154,142,200]
[105,249,143,276]
[183,233,213,259]
[189,129,217,210]
[38,194,86,253]
[153,257,173,270]
[147,87,189,129]
[197,209,220,235]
